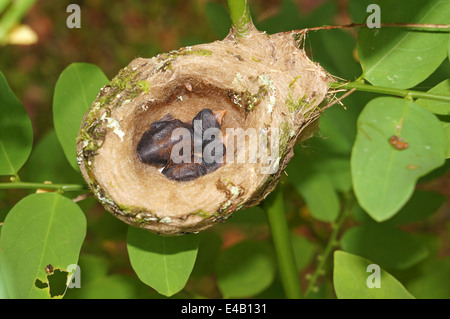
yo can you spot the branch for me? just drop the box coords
[303,193,354,298]
[0,181,89,192]
[226,0,253,38]
[329,81,450,103]
[282,23,450,36]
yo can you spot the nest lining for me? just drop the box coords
[77,27,332,235]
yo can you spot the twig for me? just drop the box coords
[329,81,450,103]
[282,23,450,36]
[304,192,354,298]
[0,181,89,192]
[322,88,357,111]
[72,192,93,202]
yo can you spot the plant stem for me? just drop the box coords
[0,181,89,192]
[265,187,303,299]
[0,0,36,44]
[226,0,253,37]
[330,81,450,103]
[304,22,450,33]
[303,193,354,298]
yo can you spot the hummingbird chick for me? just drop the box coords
[137,108,227,181]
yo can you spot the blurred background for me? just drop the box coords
[1,0,449,299]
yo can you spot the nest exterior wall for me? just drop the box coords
[77,28,332,235]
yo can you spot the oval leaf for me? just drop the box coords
[21,130,84,184]
[334,251,414,299]
[0,71,33,175]
[126,226,199,297]
[287,150,339,222]
[0,193,87,298]
[358,0,450,89]
[406,258,450,299]
[353,189,446,225]
[53,63,108,171]
[340,224,428,269]
[351,97,446,221]
[216,240,276,298]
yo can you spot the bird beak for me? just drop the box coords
[213,109,227,125]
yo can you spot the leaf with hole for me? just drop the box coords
[53,63,108,171]
[358,0,450,89]
[0,193,86,298]
[0,71,33,176]
[126,226,199,297]
[334,251,414,299]
[351,97,446,221]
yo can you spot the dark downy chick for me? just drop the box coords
[192,109,227,174]
[136,113,192,167]
[137,109,227,181]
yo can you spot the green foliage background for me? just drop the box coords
[0,0,449,299]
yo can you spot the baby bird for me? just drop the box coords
[137,108,227,181]
[136,113,191,167]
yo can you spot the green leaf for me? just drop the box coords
[353,189,446,225]
[0,71,33,175]
[442,121,450,158]
[351,97,446,221]
[287,150,340,222]
[358,0,450,89]
[126,226,199,297]
[406,257,450,299]
[308,29,360,80]
[320,157,352,193]
[348,0,375,23]
[0,193,87,298]
[384,189,446,225]
[216,240,275,298]
[64,254,158,299]
[340,224,428,269]
[191,232,222,277]
[0,263,9,299]
[415,79,450,115]
[53,63,108,171]
[333,251,415,299]
[21,130,84,184]
[291,234,316,271]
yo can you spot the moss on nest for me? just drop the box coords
[77,24,332,235]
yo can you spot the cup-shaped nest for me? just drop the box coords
[77,27,332,235]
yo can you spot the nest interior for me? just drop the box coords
[77,27,331,234]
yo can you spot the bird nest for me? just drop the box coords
[77,26,332,235]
